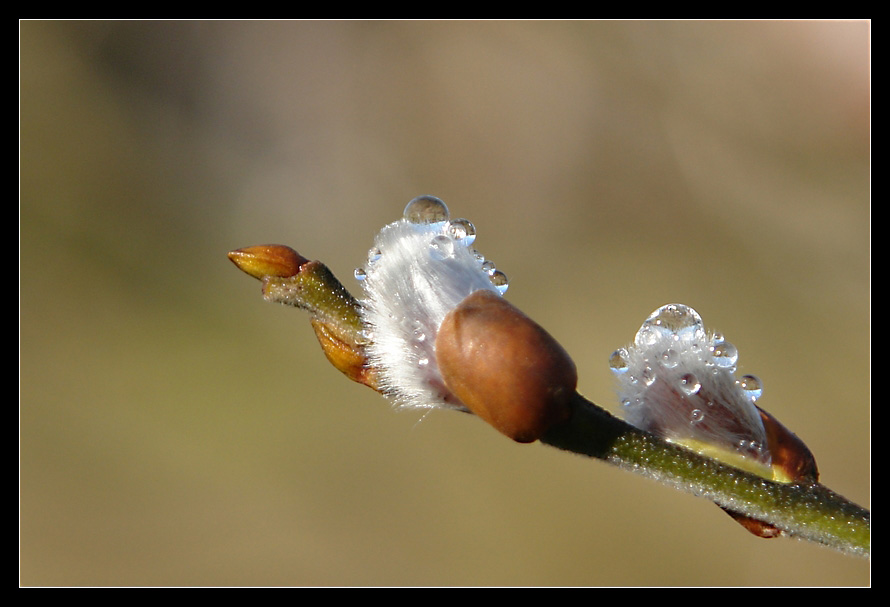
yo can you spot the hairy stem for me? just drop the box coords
[230,249,870,559]
[542,393,870,558]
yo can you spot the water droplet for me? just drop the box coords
[404,195,450,224]
[737,439,767,460]
[638,304,705,345]
[737,374,763,401]
[661,349,680,368]
[690,409,705,424]
[354,267,367,281]
[634,325,657,347]
[367,247,382,265]
[429,234,455,259]
[356,328,373,345]
[640,366,656,387]
[481,260,496,275]
[711,332,725,344]
[417,357,430,367]
[490,270,509,294]
[678,373,701,395]
[710,340,738,369]
[447,218,476,245]
[609,349,629,373]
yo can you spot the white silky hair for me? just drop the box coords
[612,304,771,467]
[358,208,503,412]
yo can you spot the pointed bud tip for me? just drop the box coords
[228,245,309,279]
[758,406,819,484]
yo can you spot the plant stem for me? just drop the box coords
[230,250,870,559]
[542,392,870,558]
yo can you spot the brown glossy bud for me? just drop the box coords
[721,407,819,538]
[435,290,577,443]
[310,317,378,390]
[228,245,309,279]
[758,406,819,484]
[721,508,785,538]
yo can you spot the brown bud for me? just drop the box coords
[721,407,819,538]
[721,508,785,538]
[228,245,309,279]
[435,290,577,443]
[759,406,819,484]
[310,318,378,391]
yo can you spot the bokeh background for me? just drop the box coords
[21,20,869,586]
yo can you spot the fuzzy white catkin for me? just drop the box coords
[357,196,507,412]
[611,303,772,469]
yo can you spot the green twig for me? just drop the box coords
[229,249,870,559]
[542,393,870,558]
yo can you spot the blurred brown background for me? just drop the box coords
[20,20,869,586]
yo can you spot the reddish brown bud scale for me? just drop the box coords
[435,290,577,443]
[758,406,819,484]
[310,318,378,390]
[721,509,785,538]
[228,245,309,279]
[722,407,819,538]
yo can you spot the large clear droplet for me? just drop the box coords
[710,340,738,369]
[404,195,450,224]
[447,218,476,245]
[649,304,704,335]
[354,267,367,281]
[429,234,455,260]
[490,270,509,294]
[641,304,705,343]
[737,374,763,401]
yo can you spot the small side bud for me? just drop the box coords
[721,510,785,538]
[720,407,820,539]
[228,245,309,279]
[310,318,377,389]
[758,406,819,484]
[229,244,377,391]
[436,290,576,443]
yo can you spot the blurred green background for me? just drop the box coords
[21,20,869,586]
